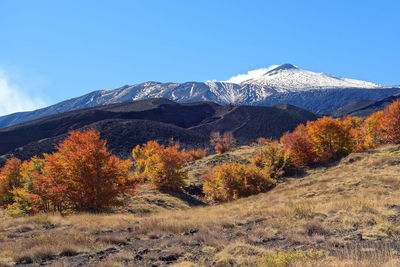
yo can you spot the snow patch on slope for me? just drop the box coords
[225,64,381,92]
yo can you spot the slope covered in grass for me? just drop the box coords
[1,145,400,266]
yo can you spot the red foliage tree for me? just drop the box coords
[42,130,136,212]
[280,124,319,167]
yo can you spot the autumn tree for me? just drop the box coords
[5,188,34,216]
[342,116,365,151]
[42,130,136,213]
[5,157,45,215]
[182,148,207,162]
[280,124,319,167]
[203,163,275,202]
[306,117,355,162]
[210,132,236,154]
[147,145,188,192]
[132,141,165,182]
[256,137,272,146]
[132,141,189,192]
[0,158,23,206]
[251,140,291,179]
[362,111,384,149]
[21,156,44,193]
[380,100,400,143]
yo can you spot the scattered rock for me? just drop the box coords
[60,250,79,257]
[184,228,199,235]
[138,248,149,255]
[16,256,33,264]
[105,247,117,253]
[159,254,179,262]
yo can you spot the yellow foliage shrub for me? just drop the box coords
[203,163,275,202]
[251,140,291,179]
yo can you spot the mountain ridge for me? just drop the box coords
[0,64,398,128]
[326,93,400,118]
[0,98,318,166]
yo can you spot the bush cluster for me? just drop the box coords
[203,140,288,202]
[281,100,400,167]
[204,100,400,202]
[0,130,136,215]
[3,100,400,214]
[203,163,275,202]
[132,141,196,192]
[210,132,236,154]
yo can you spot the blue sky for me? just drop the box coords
[0,0,399,115]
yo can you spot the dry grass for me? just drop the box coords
[121,184,191,215]
[185,144,258,185]
[1,232,98,264]
[2,144,400,266]
[213,242,266,266]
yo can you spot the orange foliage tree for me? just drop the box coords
[182,148,207,162]
[0,158,23,206]
[210,132,236,154]
[203,163,275,202]
[342,116,365,151]
[380,100,400,143]
[132,141,189,192]
[362,111,384,149]
[280,124,319,167]
[40,130,136,213]
[147,145,188,192]
[306,117,355,162]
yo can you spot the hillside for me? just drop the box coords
[327,94,400,118]
[0,64,399,128]
[1,144,400,266]
[0,98,317,165]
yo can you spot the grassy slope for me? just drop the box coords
[1,145,400,266]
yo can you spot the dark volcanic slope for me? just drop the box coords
[0,98,317,165]
[326,94,400,118]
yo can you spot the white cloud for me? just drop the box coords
[0,70,45,116]
[224,65,279,84]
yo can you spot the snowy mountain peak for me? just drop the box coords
[0,63,398,129]
[234,64,381,92]
[266,63,299,72]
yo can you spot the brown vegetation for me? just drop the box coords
[132,141,206,192]
[203,163,275,202]
[210,132,236,154]
[0,130,137,215]
[2,100,400,266]
[1,143,400,265]
[1,145,400,266]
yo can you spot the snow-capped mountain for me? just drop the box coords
[237,64,380,92]
[0,64,399,129]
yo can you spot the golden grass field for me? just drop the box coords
[1,144,400,266]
